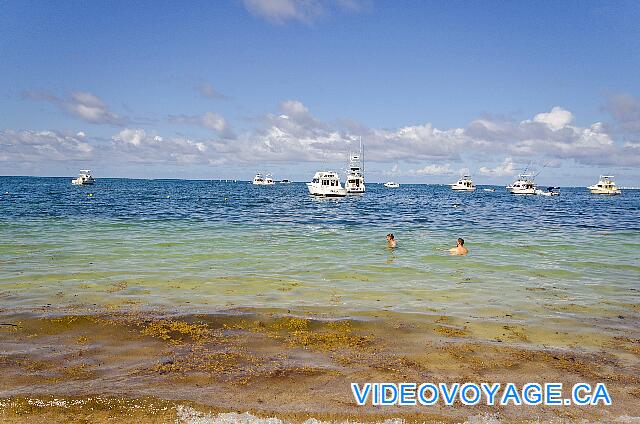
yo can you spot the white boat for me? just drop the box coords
[450,175,476,191]
[71,170,95,185]
[384,182,400,188]
[483,188,495,192]
[252,173,264,185]
[344,139,365,194]
[279,179,292,184]
[506,173,537,195]
[588,176,621,195]
[345,154,365,194]
[264,174,275,185]
[536,187,560,196]
[253,172,275,185]
[306,171,348,197]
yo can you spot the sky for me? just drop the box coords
[1,0,640,186]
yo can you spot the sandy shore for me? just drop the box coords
[1,308,639,423]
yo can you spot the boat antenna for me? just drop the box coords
[360,136,364,176]
[533,161,550,178]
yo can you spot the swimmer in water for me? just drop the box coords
[386,233,397,248]
[449,237,468,255]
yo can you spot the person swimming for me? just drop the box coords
[386,233,397,248]
[449,237,468,255]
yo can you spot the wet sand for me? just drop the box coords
[1,307,639,423]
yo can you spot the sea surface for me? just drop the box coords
[1,176,639,336]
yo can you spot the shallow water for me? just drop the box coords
[1,177,639,339]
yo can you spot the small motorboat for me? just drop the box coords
[450,175,476,191]
[384,182,400,188]
[588,176,621,195]
[279,179,292,184]
[536,186,560,196]
[307,171,348,197]
[71,170,95,185]
[483,188,495,192]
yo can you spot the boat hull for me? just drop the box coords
[536,190,559,196]
[507,187,536,195]
[346,187,365,194]
[589,188,620,195]
[72,179,94,185]
[306,183,347,197]
[451,186,476,192]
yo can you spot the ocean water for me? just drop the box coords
[1,176,639,340]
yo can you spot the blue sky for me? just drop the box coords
[1,0,639,185]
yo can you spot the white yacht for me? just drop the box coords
[450,175,476,192]
[263,174,275,185]
[588,176,621,195]
[252,173,264,185]
[71,170,95,185]
[345,154,365,194]
[384,182,400,188]
[307,171,348,197]
[279,179,292,184]
[483,188,495,192]
[253,173,275,185]
[506,173,537,195]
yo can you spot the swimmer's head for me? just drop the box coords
[387,233,394,241]
[457,238,464,246]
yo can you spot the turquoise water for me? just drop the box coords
[1,177,639,337]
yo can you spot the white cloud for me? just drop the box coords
[113,128,146,146]
[110,128,218,164]
[414,164,454,175]
[243,0,323,24]
[6,102,640,171]
[479,157,516,176]
[239,103,640,167]
[196,83,226,100]
[23,90,123,125]
[168,112,231,135]
[532,106,573,131]
[384,163,401,177]
[201,112,227,132]
[604,93,640,133]
[0,129,93,162]
[383,163,462,177]
[242,0,368,24]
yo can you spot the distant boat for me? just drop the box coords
[384,182,400,188]
[588,176,621,195]
[345,138,365,194]
[71,170,95,185]
[506,172,537,195]
[252,173,264,185]
[450,175,476,192]
[536,187,560,196]
[253,172,275,186]
[264,174,275,185]
[483,188,495,192]
[279,179,292,184]
[307,171,348,197]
